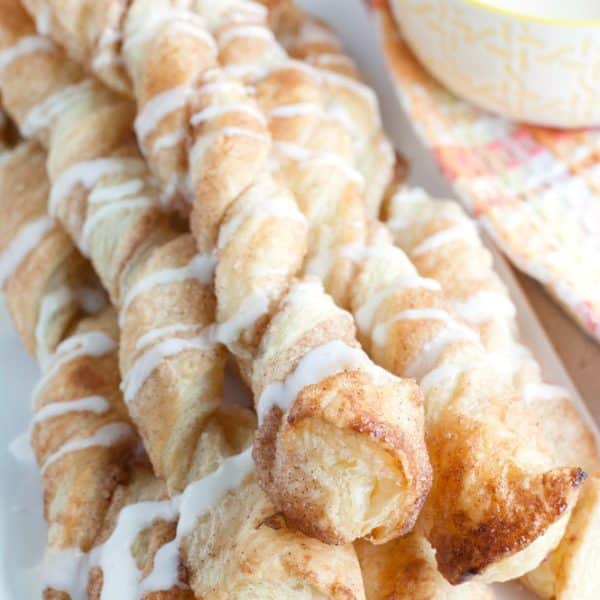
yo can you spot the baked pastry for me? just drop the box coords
[6,0,434,546]
[0,139,190,598]
[386,184,600,597]
[0,138,367,598]
[260,0,395,218]
[355,533,495,600]
[13,0,590,584]
[0,139,105,364]
[386,185,600,472]
[346,220,583,583]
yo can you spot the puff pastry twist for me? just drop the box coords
[13,0,588,583]
[0,139,366,598]
[13,0,432,545]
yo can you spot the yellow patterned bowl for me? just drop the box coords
[389,0,600,128]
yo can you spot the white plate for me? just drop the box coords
[0,1,596,597]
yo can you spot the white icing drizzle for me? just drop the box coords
[297,23,340,47]
[0,215,54,286]
[223,62,270,80]
[8,431,36,465]
[217,202,305,250]
[213,125,268,142]
[33,396,110,424]
[35,4,52,35]
[134,85,190,142]
[0,36,54,74]
[195,79,241,98]
[405,325,479,380]
[522,383,569,404]
[35,286,74,367]
[270,58,318,80]
[190,102,266,126]
[92,28,123,71]
[122,329,216,404]
[453,291,517,324]
[320,70,378,110]
[188,125,269,173]
[177,447,253,535]
[355,278,442,332]
[152,130,186,152]
[268,102,323,119]
[218,24,275,47]
[257,340,367,424]
[21,80,94,137]
[124,8,214,56]
[41,422,133,473]
[88,179,145,204]
[97,496,181,599]
[168,20,216,48]
[32,331,117,403]
[373,308,455,346]
[274,141,364,187]
[420,362,476,394]
[41,447,254,598]
[341,242,401,263]
[215,291,269,345]
[119,252,217,325]
[311,53,354,68]
[49,158,144,216]
[135,323,205,353]
[411,225,477,257]
[80,197,153,254]
[41,547,89,600]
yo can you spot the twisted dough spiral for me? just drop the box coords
[13,0,432,545]
[14,0,587,583]
[0,137,366,598]
[2,7,370,598]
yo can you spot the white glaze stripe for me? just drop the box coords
[21,80,94,137]
[88,179,145,204]
[134,85,190,141]
[453,291,516,324]
[32,331,117,403]
[405,326,479,380]
[0,216,54,286]
[411,225,476,257]
[269,103,322,119]
[122,330,216,404]
[355,278,442,332]
[135,323,204,353]
[0,36,54,73]
[257,340,367,424]
[49,158,144,215]
[190,102,266,126]
[215,291,269,345]
[80,197,153,254]
[119,253,216,325]
[40,448,255,597]
[218,25,275,47]
[274,141,363,186]
[33,396,110,424]
[41,422,132,473]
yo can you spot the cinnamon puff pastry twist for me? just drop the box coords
[9,0,432,545]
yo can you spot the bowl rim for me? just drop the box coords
[460,0,600,27]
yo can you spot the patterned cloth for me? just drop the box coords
[373,0,600,343]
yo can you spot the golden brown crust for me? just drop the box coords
[0,7,374,597]
[356,533,495,600]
